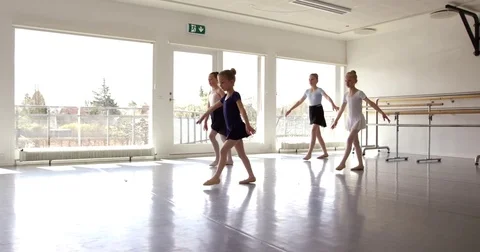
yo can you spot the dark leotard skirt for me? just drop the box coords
[226,121,250,140]
[221,91,250,141]
[309,104,327,127]
[210,108,226,136]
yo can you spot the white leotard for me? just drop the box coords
[303,88,325,106]
[209,89,222,106]
[343,90,367,131]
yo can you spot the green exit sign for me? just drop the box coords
[188,23,206,35]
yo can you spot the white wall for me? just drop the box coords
[347,14,480,159]
[0,0,346,165]
[0,9,15,165]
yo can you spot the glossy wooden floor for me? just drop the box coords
[1,152,480,252]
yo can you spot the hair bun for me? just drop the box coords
[350,70,356,74]
[230,68,236,75]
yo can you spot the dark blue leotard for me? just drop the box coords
[220,91,250,140]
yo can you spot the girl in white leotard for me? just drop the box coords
[203,72,233,167]
[286,73,339,160]
[331,70,390,171]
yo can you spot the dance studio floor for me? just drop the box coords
[1,152,480,252]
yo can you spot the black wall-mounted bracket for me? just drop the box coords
[445,4,480,56]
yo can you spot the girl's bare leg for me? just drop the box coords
[304,125,319,160]
[315,126,329,159]
[209,130,220,166]
[351,134,364,170]
[336,129,361,171]
[220,134,234,165]
[234,140,256,184]
[204,140,238,186]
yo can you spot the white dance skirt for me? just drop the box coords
[345,114,366,132]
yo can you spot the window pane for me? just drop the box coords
[173,51,213,144]
[14,28,153,148]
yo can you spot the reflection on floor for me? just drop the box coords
[1,152,480,252]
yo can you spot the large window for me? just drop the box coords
[223,51,265,143]
[173,51,213,144]
[14,28,153,149]
[276,58,344,148]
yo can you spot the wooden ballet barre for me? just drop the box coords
[363,91,480,161]
[371,91,480,103]
[383,108,480,116]
[363,103,444,108]
[378,94,480,103]
[368,123,480,127]
[365,107,480,165]
[361,102,445,155]
[381,103,443,108]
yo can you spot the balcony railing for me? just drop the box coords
[15,105,345,149]
[173,110,208,144]
[275,111,346,144]
[16,105,151,149]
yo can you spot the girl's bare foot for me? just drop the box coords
[335,164,346,171]
[317,154,329,159]
[351,165,364,171]
[203,177,221,186]
[209,161,218,167]
[226,160,234,166]
[239,177,256,184]
[303,154,312,160]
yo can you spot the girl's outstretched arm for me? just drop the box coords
[286,95,307,116]
[364,98,390,123]
[322,92,339,111]
[197,101,222,124]
[331,103,346,129]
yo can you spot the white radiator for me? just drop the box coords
[19,146,155,165]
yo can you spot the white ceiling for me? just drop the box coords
[112,0,480,39]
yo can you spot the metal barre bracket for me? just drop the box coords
[475,155,480,166]
[417,158,442,163]
[387,157,409,162]
[446,4,480,56]
[416,105,441,163]
[362,98,390,156]
[386,113,409,162]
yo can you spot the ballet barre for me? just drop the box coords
[366,106,480,164]
[363,91,480,163]
[361,102,444,155]
[383,108,480,115]
[373,103,444,108]
[372,91,480,103]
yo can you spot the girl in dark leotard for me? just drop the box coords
[203,71,233,167]
[197,68,256,186]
